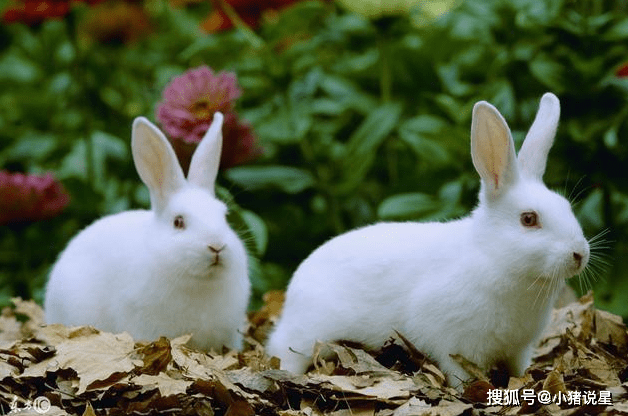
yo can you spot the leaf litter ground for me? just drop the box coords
[0,292,627,416]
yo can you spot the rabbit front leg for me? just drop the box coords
[505,345,534,378]
[266,323,317,373]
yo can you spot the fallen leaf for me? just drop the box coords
[449,354,489,382]
[82,402,97,416]
[21,329,140,393]
[315,342,396,376]
[543,369,567,396]
[227,367,276,394]
[138,336,172,375]
[392,397,432,416]
[1,292,627,416]
[462,380,494,403]
[595,309,628,351]
[314,374,419,403]
[128,372,192,396]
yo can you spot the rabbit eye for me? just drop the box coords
[173,215,186,230]
[520,211,539,228]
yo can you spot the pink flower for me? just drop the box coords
[157,66,241,142]
[156,65,262,171]
[0,171,70,225]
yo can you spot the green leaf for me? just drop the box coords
[49,72,72,94]
[58,132,128,189]
[399,131,451,165]
[255,95,312,144]
[529,54,565,93]
[92,131,128,160]
[489,80,516,121]
[59,141,88,181]
[310,98,346,115]
[239,209,268,256]
[437,63,473,96]
[319,75,377,113]
[603,127,618,149]
[438,180,463,205]
[0,55,40,83]
[377,192,440,220]
[1,132,57,163]
[604,17,628,41]
[179,37,220,61]
[398,115,451,165]
[54,41,75,65]
[576,188,604,230]
[434,94,468,124]
[332,49,379,74]
[339,102,402,192]
[225,165,316,194]
[401,114,447,134]
[345,102,403,158]
[154,65,187,90]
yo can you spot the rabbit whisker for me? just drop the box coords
[530,272,552,308]
[566,175,589,205]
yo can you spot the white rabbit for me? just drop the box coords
[45,113,250,351]
[266,93,589,388]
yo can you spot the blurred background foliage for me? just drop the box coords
[1,0,627,316]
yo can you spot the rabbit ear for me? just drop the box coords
[132,117,186,213]
[517,93,560,181]
[187,112,224,195]
[471,101,518,199]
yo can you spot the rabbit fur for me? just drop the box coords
[45,113,250,351]
[266,93,590,388]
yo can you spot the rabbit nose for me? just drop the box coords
[573,252,583,268]
[209,245,226,265]
[209,245,225,253]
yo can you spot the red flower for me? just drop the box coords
[201,0,300,32]
[2,0,104,25]
[156,65,262,171]
[215,112,260,168]
[77,2,152,46]
[616,63,628,78]
[0,171,70,225]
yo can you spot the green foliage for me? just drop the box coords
[1,0,627,315]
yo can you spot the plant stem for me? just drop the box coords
[378,35,392,104]
[378,33,398,185]
[218,0,265,49]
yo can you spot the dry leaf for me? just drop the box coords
[315,342,395,376]
[21,328,140,393]
[226,367,276,394]
[462,380,494,403]
[314,374,419,403]
[595,309,628,351]
[543,369,567,396]
[394,399,471,416]
[449,354,489,382]
[138,336,172,375]
[128,372,192,396]
[1,292,627,415]
[82,402,97,416]
[327,405,376,416]
[392,397,433,416]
